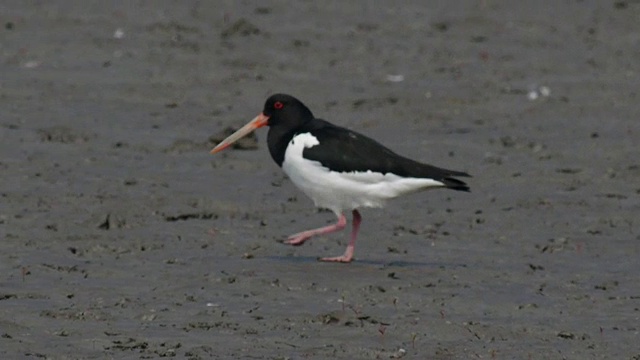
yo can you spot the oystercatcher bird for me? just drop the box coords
[211,94,470,263]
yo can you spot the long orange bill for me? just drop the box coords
[210,113,270,154]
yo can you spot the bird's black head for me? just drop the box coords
[262,94,314,129]
[260,94,315,167]
[210,94,316,159]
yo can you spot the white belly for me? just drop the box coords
[282,133,445,215]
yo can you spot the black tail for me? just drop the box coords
[405,161,471,192]
[442,175,470,192]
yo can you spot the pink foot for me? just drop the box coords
[319,252,353,263]
[318,210,360,263]
[285,232,312,246]
[283,214,347,246]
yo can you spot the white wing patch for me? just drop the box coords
[288,132,319,149]
[282,132,445,214]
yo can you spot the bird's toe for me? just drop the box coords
[284,235,307,246]
[318,255,353,263]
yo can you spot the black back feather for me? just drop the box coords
[300,120,470,192]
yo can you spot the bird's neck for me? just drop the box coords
[267,126,297,167]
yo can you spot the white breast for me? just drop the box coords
[282,133,445,215]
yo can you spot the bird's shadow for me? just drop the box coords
[264,255,467,269]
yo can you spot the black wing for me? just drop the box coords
[301,120,470,191]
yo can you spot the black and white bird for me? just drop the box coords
[211,94,470,263]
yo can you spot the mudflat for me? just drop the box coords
[1,2,639,359]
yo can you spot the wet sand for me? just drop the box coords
[1,1,639,359]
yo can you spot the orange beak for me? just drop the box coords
[210,113,270,154]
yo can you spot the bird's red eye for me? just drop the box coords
[274,101,284,110]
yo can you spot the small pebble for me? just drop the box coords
[114,28,125,39]
[386,74,405,82]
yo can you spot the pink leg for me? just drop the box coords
[285,213,346,246]
[320,209,361,263]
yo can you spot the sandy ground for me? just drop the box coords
[1,1,639,359]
